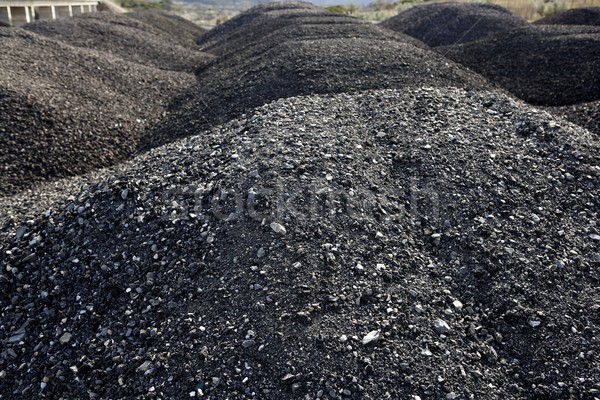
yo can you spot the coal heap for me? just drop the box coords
[440,25,600,106]
[535,7,600,26]
[23,12,213,72]
[126,10,206,44]
[1,3,600,400]
[546,100,600,136]
[379,2,527,47]
[143,8,489,149]
[0,28,195,196]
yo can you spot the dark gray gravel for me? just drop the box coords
[126,10,206,45]
[440,25,600,106]
[379,2,527,47]
[23,12,214,72]
[535,7,600,26]
[142,9,489,149]
[546,100,600,136]
[0,27,196,196]
[1,87,599,399]
[2,4,600,399]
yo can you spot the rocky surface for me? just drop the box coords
[535,7,600,26]
[379,2,527,47]
[1,87,599,399]
[1,3,600,399]
[23,12,213,72]
[143,6,490,149]
[440,25,600,106]
[0,28,196,196]
[126,10,206,45]
[546,100,600,136]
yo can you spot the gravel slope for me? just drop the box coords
[379,2,527,47]
[1,87,599,399]
[23,12,214,72]
[545,100,600,136]
[0,28,196,196]
[126,10,206,45]
[440,25,600,106]
[143,12,490,149]
[535,7,600,26]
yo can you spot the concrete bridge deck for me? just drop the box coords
[0,0,99,27]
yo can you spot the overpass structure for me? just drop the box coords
[0,0,99,27]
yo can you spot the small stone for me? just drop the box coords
[446,392,458,399]
[361,330,380,345]
[136,361,151,372]
[270,222,287,235]
[257,247,265,258]
[339,335,348,343]
[248,170,259,179]
[421,348,432,356]
[0,370,6,379]
[59,332,72,345]
[16,227,26,241]
[121,188,129,200]
[453,300,463,309]
[343,389,352,396]
[589,233,600,241]
[434,319,450,334]
[242,339,255,348]
[565,173,575,181]
[529,319,541,327]
[415,304,424,313]
[8,329,25,344]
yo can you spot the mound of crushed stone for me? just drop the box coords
[23,12,213,72]
[535,7,600,26]
[379,2,527,47]
[126,10,206,45]
[546,100,600,136]
[143,13,489,149]
[196,2,424,56]
[1,87,599,399]
[0,28,195,196]
[440,25,600,106]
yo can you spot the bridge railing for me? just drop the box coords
[0,0,100,26]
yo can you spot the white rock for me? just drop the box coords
[59,332,72,344]
[270,222,287,235]
[361,330,380,345]
[434,319,450,334]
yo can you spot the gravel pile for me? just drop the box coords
[0,28,196,196]
[143,8,490,148]
[379,2,527,47]
[23,12,214,72]
[196,2,424,56]
[535,7,600,26]
[440,25,600,106]
[546,100,600,136]
[1,87,599,399]
[126,10,206,45]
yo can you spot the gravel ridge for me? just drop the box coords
[379,2,527,47]
[440,24,600,106]
[0,27,196,196]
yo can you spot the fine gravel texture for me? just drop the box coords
[1,87,599,399]
[535,7,600,26]
[23,12,214,72]
[126,10,206,44]
[440,25,600,106]
[379,2,527,47]
[196,1,425,56]
[0,28,196,196]
[143,8,491,149]
[546,100,600,136]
